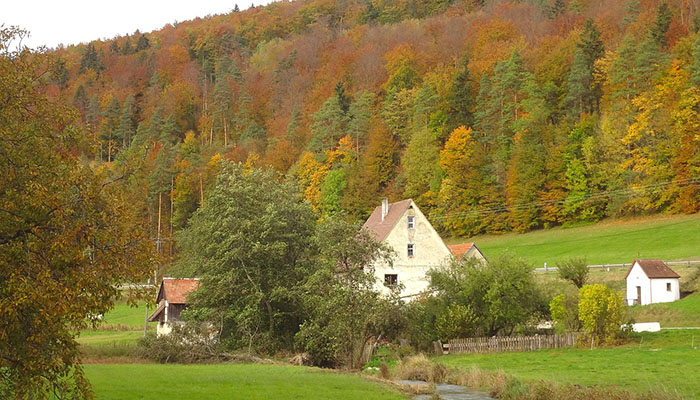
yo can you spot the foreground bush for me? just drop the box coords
[136,324,224,363]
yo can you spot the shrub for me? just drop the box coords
[578,284,625,345]
[136,323,223,363]
[549,293,581,333]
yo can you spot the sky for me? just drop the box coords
[3,1,273,49]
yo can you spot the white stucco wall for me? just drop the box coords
[626,262,680,305]
[650,277,680,304]
[372,201,452,299]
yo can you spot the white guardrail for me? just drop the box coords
[535,260,700,272]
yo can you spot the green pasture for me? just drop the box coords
[84,363,406,400]
[438,330,700,398]
[451,214,700,267]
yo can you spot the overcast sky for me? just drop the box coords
[3,1,273,49]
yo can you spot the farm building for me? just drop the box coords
[363,198,480,299]
[625,259,680,306]
[147,277,200,336]
[447,243,487,263]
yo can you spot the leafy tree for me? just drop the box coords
[691,33,700,87]
[295,216,397,368]
[0,27,152,399]
[178,163,316,352]
[557,257,589,288]
[319,169,347,216]
[578,284,626,345]
[428,255,544,338]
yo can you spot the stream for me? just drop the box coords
[397,380,495,400]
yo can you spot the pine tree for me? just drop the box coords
[116,94,136,148]
[136,34,150,52]
[446,55,473,131]
[86,94,101,132]
[649,2,672,48]
[335,81,351,115]
[691,33,700,87]
[72,85,88,113]
[565,49,593,116]
[212,57,233,146]
[121,37,132,55]
[347,91,374,155]
[308,95,350,153]
[98,98,121,162]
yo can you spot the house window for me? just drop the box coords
[384,274,398,287]
[667,282,671,292]
[407,215,415,229]
[407,243,414,257]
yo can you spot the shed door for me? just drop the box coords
[636,286,642,305]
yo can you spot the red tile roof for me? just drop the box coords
[448,243,474,259]
[362,199,413,242]
[157,278,200,304]
[625,259,680,279]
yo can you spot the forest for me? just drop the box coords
[43,0,700,251]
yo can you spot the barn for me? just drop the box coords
[147,277,200,336]
[625,259,680,306]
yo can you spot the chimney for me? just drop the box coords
[381,198,389,221]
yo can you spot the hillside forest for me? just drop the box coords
[43,0,700,251]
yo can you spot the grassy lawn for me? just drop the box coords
[449,213,700,267]
[100,301,152,328]
[78,330,146,346]
[84,363,406,400]
[437,330,700,398]
[627,293,700,327]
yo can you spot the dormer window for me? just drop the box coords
[407,243,414,257]
[407,215,415,229]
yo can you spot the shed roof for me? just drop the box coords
[448,243,474,259]
[156,277,200,304]
[625,259,680,279]
[362,199,413,242]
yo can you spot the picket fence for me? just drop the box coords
[434,333,578,355]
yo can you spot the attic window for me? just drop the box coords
[384,274,398,287]
[407,215,415,229]
[407,243,414,258]
[667,282,671,291]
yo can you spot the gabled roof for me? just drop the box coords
[156,277,200,304]
[625,259,680,279]
[448,243,474,259]
[362,199,413,242]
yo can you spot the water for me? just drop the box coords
[397,380,495,400]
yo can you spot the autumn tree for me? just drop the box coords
[0,27,152,399]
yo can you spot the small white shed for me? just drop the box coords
[625,259,680,306]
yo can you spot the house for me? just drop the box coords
[147,277,200,336]
[447,243,487,263]
[625,259,680,306]
[362,198,454,299]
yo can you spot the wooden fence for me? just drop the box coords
[435,333,578,355]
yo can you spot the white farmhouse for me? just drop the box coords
[362,198,454,299]
[625,259,680,306]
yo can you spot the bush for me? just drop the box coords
[578,284,626,345]
[136,323,223,363]
[549,293,581,333]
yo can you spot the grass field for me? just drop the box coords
[449,213,700,267]
[84,363,406,400]
[437,330,700,398]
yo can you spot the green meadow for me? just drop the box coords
[450,214,700,267]
[84,363,406,400]
[437,330,700,398]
